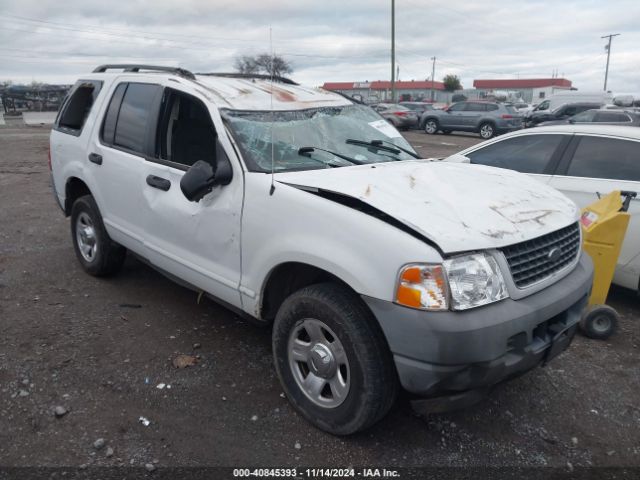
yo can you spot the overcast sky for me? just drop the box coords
[0,0,638,93]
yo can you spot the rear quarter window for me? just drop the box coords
[55,80,103,136]
[566,136,640,182]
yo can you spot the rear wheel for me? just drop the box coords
[479,122,495,139]
[272,283,397,435]
[424,119,439,134]
[71,195,126,276]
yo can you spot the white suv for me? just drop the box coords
[50,65,593,435]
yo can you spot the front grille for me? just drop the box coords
[501,222,580,288]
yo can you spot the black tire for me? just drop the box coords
[579,305,619,340]
[70,195,126,276]
[273,283,397,435]
[424,118,439,135]
[478,122,496,139]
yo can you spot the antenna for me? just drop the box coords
[269,26,276,196]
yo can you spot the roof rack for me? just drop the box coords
[196,72,298,85]
[92,64,196,80]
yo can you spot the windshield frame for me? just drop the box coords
[220,104,418,173]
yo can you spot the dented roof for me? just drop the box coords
[194,75,352,111]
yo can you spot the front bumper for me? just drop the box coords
[362,252,593,396]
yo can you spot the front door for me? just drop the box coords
[140,87,243,306]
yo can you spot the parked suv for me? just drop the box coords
[421,101,522,139]
[525,102,601,127]
[50,65,593,435]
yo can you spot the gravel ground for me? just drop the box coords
[0,125,639,472]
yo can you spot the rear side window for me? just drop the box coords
[467,134,565,174]
[56,80,102,135]
[503,105,517,114]
[594,112,631,122]
[566,137,640,181]
[100,82,162,156]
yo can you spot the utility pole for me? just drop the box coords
[391,0,395,103]
[601,33,620,92]
[430,56,436,102]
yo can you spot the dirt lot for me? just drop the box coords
[0,125,639,473]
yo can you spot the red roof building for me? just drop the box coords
[473,78,572,89]
[323,80,445,91]
[321,80,446,102]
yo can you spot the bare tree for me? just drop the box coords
[234,56,260,74]
[234,53,293,78]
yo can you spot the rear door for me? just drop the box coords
[91,81,163,253]
[549,134,640,289]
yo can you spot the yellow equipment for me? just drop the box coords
[579,190,637,339]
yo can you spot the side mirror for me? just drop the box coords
[180,140,233,202]
[180,161,215,202]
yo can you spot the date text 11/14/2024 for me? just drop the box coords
[233,468,400,477]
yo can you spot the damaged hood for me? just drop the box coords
[276,161,578,254]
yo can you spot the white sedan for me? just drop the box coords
[441,124,640,292]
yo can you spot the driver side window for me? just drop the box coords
[156,89,217,169]
[448,102,466,112]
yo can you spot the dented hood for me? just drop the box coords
[276,161,578,254]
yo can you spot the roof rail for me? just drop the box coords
[196,72,298,85]
[92,64,196,80]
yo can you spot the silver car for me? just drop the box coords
[421,101,523,139]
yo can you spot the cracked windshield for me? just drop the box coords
[222,104,418,172]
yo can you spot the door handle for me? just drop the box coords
[88,153,103,165]
[146,175,171,191]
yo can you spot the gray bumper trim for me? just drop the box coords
[362,252,593,395]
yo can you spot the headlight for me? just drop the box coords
[443,252,508,310]
[395,264,449,311]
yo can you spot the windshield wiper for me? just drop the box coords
[346,138,421,159]
[298,146,365,165]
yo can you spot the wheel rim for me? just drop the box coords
[480,124,493,138]
[75,212,97,262]
[592,314,612,333]
[425,121,437,134]
[287,318,350,409]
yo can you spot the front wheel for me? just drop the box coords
[478,122,495,139]
[272,283,397,435]
[424,119,439,134]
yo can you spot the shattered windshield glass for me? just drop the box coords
[221,104,418,172]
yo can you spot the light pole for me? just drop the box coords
[601,33,620,92]
[391,0,395,102]
[430,56,436,102]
